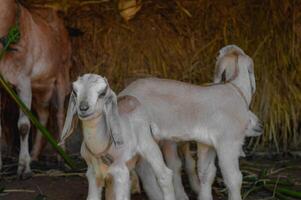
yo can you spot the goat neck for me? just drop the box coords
[81,114,112,156]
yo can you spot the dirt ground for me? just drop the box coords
[0,157,300,200]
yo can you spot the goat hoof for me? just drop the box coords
[19,124,30,137]
[18,170,33,180]
[17,164,33,180]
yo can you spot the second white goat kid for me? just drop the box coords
[59,74,175,200]
[120,45,257,200]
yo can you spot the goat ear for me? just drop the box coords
[103,89,124,146]
[248,59,256,94]
[214,56,228,83]
[59,93,78,145]
[214,45,247,83]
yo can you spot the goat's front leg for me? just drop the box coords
[197,144,216,200]
[216,141,242,200]
[183,143,200,194]
[136,159,163,200]
[16,77,32,179]
[86,165,103,200]
[162,141,189,200]
[140,138,176,200]
[110,164,130,200]
[81,144,103,200]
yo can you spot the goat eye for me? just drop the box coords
[98,91,105,98]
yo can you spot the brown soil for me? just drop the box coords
[0,158,300,200]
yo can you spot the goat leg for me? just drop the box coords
[16,77,32,179]
[111,164,130,200]
[162,141,189,200]
[197,143,216,200]
[0,92,2,171]
[140,136,176,200]
[216,141,242,200]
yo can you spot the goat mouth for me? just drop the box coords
[79,112,101,120]
[78,113,94,119]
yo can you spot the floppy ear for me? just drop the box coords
[59,92,78,145]
[214,45,245,83]
[214,53,239,83]
[213,57,227,83]
[103,87,124,146]
[248,59,256,94]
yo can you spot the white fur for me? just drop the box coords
[60,74,176,200]
[120,45,259,200]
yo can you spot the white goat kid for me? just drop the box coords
[181,47,263,194]
[135,44,262,200]
[60,74,175,200]
[120,45,257,200]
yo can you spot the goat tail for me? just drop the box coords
[245,111,263,137]
[214,45,249,83]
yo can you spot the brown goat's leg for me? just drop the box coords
[31,104,50,161]
[16,78,32,179]
[55,76,68,159]
[0,92,2,171]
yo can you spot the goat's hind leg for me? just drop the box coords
[216,142,242,200]
[16,78,32,179]
[55,75,69,165]
[31,90,52,161]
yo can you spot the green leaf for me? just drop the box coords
[0,74,76,169]
[0,24,21,59]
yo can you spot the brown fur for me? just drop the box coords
[0,0,71,162]
[117,95,141,115]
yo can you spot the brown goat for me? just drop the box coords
[0,0,71,179]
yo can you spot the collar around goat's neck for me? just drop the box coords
[84,136,114,166]
[82,115,115,166]
[229,82,249,108]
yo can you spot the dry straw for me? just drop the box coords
[22,0,301,152]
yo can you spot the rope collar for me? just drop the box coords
[84,134,115,166]
[229,82,249,108]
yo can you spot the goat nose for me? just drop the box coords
[79,101,89,111]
